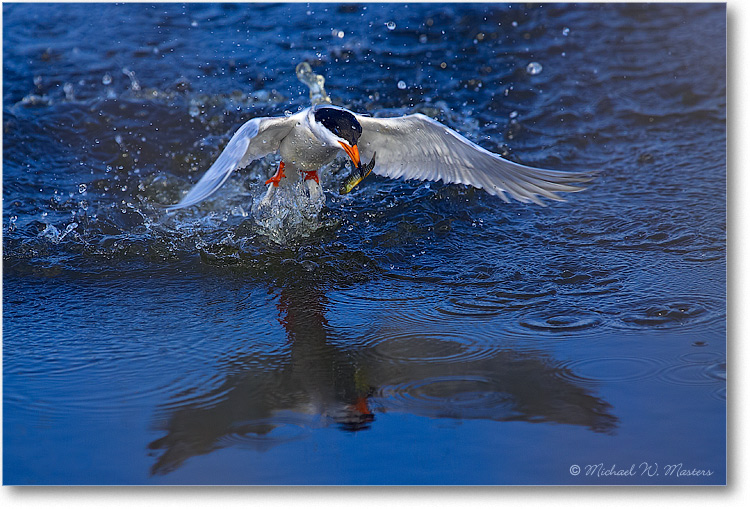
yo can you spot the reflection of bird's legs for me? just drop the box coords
[353,396,373,417]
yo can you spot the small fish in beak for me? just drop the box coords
[340,152,377,195]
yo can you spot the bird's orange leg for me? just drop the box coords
[265,161,286,186]
[302,170,319,184]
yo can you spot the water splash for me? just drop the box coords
[295,62,331,106]
[39,222,79,244]
[251,181,326,244]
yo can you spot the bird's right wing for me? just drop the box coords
[355,113,597,205]
[167,113,301,211]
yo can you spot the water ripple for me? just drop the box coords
[377,375,517,420]
[679,351,725,365]
[518,308,602,334]
[214,414,314,448]
[611,294,724,330]
[557,356,666,384]
[656,362,726,387]
[366,331,497,365]
[433,287,556,319]
[4,369,220,422]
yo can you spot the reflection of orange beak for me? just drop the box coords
[338,141,361,168]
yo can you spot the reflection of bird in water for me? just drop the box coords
[166,102,597,211]
[147,282,617,476]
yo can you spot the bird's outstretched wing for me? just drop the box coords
[354,113,596,205]
[167,114,301,211]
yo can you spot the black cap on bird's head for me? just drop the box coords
[314,107,362,146]
[315,107,363,168]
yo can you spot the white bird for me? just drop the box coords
[166,104,596,211]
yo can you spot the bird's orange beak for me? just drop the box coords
[338,141,361,168]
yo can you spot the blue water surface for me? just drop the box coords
[3,3,726,485]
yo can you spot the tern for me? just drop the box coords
[166,104,595,211]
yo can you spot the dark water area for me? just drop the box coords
[3,3,726,485]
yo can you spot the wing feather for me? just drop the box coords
[355,113,597,205]
[167,114,300,210]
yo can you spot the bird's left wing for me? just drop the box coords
[354,113,596,205]
[167,113,301,211]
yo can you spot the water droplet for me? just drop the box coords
[509,111,518,119]
[122,68,140,91]
[526,62,543,75]
[191,20,198,27]
[114,134,123,145]
[511,21,518,27]
[419,34,427,43]
[562,27,570,36]
[102,73,112,86]
[397,80,407,90]
[78,183,87,194]
[63,82,75,101]
[440,62,447,69]
[386,21,396,30]
[284,110,293,117]
[188,105,200,117]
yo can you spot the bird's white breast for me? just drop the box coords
[279,117,340,172]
